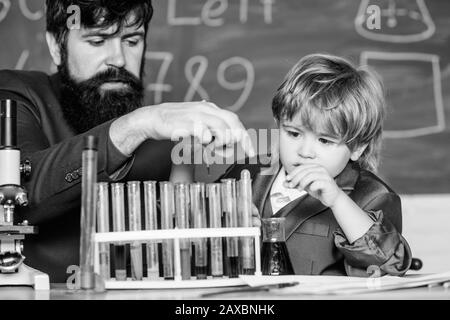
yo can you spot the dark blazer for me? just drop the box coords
[221,157,412,277]
[0,70,173,282]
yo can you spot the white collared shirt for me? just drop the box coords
[269,167,307,215]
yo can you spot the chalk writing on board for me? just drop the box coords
[217,56,254,112]
[18,0,44,21]
[184,55,210,101]
[145,51,174,105]
[0,0,44,23]
[146,51,254,112]
[0,0,11,23]
[14,50,57,73]
[354,0,435,43]
[1,0,276,25]
[167,0,274,26]
[360,51,445,138]
[15,49,29,70]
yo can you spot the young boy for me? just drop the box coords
[220,53,412,277]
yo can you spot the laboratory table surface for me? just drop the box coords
[1,283,450,300]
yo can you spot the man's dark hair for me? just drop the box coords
[46,0,153,48]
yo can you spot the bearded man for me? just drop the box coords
[0,0,253,282]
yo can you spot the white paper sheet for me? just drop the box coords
[239,271,450,295]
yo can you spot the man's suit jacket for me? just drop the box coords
[0,70,173,282]
[221,157,412,277]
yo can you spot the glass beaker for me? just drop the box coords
[261,217,294,276]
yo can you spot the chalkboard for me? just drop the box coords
[1,0,449,194]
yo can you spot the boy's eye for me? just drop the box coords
[287,131,300,138]
[318,138,335,145]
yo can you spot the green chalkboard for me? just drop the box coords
[1,0,449,193]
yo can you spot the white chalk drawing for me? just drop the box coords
[145,51,254,112]
[14,49,29,70]
[239,0,275,23]
[184,55,210,101]
[360,51,445,138]
[145,51,174,104]
[167,0,201,25]
[217,56,254,112]
[167,0,273,26]
[260,0,275,24]
[18,0,44,21]
[0,0,45,22]
[0,0,10,23]
[240,0,249,23]
[1,0,274,26]
[202,0,227,27]
[355,0,435,42]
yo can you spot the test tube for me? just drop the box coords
[207,183,223,278]
[189,190,196,278]
[111,183,127,281]
[144,181,159,279]
[190,183,208,279]
[221,178,240,278]
[160,181,175,280]
[96,182,110,280]
[127,181,143,280]
[238,170,255,275]
[175,182,191,280]
[80,135,98,289]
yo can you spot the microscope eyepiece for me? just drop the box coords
[0,99,18,148]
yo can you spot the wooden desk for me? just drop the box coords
[1,283,450,300]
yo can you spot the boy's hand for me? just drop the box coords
[284,164,344,208]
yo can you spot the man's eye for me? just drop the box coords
[125,38,140,47]
[88,39,105,46]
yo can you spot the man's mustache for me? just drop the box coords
[79,68,142,90]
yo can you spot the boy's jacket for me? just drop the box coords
[220,157,412,276]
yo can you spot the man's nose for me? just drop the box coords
[105,40,126,68]
[296,136,316,159]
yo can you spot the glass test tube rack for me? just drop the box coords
[93,227,262,289]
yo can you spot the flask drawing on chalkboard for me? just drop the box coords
[354,0,435,43]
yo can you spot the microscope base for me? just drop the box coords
[0,263,50,290]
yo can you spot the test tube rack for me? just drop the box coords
[93,226,262,289]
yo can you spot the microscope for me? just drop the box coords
[0,99,49,290]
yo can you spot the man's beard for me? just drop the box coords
[58,60,144,134]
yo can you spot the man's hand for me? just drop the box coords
[109,101,255,158]
[284,164,344,208]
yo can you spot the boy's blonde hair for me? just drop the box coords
[272,53,386,172]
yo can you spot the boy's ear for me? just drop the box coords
[46,32,62,66]
[350,144,368,161]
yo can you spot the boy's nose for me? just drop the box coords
[296,137,316,159]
